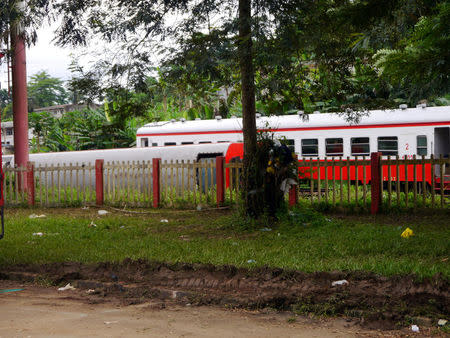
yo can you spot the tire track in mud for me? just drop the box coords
[1,259,448,329]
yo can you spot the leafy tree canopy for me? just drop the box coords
[27,70,68,110]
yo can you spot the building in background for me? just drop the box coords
[34,103,102,118]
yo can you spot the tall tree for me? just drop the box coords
[27,71,68,110]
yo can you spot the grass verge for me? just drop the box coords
[1,207,448,279]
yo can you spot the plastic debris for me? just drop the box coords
[86,289,96,294]
[280,178,298,193]
[58,283,75,291]
[411,325,419,332]
[401,227,414,238]
[98,210,109,215]
[81,206,89,210]
[331,280,349,287]
[160,219,169,223]
[120,226,125,229]
[0,288,24,294]
[247,259,256,263]
[88,221,97,228]
[32,232,44,236]
[29,214,46,219]
[438,319,448,326]
[259,227,272,232]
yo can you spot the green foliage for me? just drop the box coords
[29,108,136,152]
[375,2,450,103]
[0,88,12,120]
[27,71,68,110]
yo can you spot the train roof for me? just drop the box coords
[136,106,450,136]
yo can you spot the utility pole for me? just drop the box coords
[10,1,29,186]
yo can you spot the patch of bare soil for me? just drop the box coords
[0,260,448,332]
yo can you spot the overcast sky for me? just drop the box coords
[0,24,78,90]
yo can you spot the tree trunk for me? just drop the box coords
[238,0,260,217]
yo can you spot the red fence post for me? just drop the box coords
[27,161,35,206]
[289,155,298,208]
[95,159,104,206]
[216,156,225,206]
[370,152,382,214]
[152,158,161,208]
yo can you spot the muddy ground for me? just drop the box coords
[0,280,413,337]
[0,259,448,335]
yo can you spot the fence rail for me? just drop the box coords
[2,153,449,211]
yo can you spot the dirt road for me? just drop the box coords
[0,281,397,337]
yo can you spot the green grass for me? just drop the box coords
[0,207,448,279]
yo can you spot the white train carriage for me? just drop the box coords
[136,106,450,161]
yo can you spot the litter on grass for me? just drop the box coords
[58,283,75,291]
[401,227,414,238]
[259,228,272,232]
[247,259,256,263]
[98,210,109,215]
[160,219,169,223]
[331,280,349,287]
[438,319,448,326]
[32,232,44,236]
[29,214,46,219]
[88,221,97,228]
[411,325,419,332]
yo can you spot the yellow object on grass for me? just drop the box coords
[401,227,414,238]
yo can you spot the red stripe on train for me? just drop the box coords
[137,121,450,137]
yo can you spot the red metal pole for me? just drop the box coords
[370,152,382,214]
[152,158,161,208]
[10,29,29,188]
[288,155,299,208]
[216,156,225,206]
[95,159,104,206]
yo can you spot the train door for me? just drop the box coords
[196,152,223,192]
[434,127,450,176]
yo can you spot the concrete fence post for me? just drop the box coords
[95,159,104,206]
[216,156,225,206]
[27,161,35,206]
[370,152,382,214]
[152,158,161,208]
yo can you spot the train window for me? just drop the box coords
[285,139,295,152]
[164,142,177,146]
[152,143,158,147]
[199,141,212,144]
[417,135,427,156]
[325,138,343,156]
[378,136,398,156]
[301,139,318,157]
[140,138,149,147]
[351,137,370,156]
[181,142,194,145]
